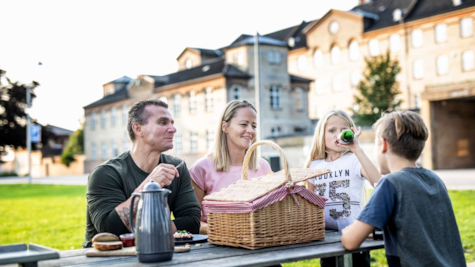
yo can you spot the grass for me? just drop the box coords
[0,185,473,265]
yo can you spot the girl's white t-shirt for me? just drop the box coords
[308,153,365,231]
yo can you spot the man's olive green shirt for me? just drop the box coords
[83,152,201,248]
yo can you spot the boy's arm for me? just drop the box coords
[341,220,374,250]
[354,147,381,187]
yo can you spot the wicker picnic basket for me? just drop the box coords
[203,140,330,250]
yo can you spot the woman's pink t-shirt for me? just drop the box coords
[189,156,273,222]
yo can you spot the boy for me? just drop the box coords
[341,111,465,267]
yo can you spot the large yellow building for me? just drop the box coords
[84,0,475,172]
[277,0,475,169]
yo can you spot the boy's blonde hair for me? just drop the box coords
[373,111,428,161]
[305,110,356,168]
[209,100,258,172]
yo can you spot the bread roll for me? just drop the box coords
[92,233,120,243]
[93,241,123,251]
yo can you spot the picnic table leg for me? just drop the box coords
[19,262,37,267]
[335,254,353,267]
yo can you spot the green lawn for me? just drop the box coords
[0,185,473,266]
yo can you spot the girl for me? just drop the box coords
[190,100,272,234]
[305,110,381,267]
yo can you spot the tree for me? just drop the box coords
[353,51,402,126]
[61,126,84,167]
[0,69,39,158]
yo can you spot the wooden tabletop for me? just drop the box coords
[39,231,384,267]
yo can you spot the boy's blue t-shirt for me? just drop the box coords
[357,168,465,267]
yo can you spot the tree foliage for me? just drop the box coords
[0,69,39,158]
[61,126,84,167]
[353,51,402,126]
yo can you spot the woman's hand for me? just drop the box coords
[337,126,362,153]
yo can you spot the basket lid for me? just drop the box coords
[203,141,330,203]
[203,168,329,202]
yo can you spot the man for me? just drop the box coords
[341,111,465,266]
[83,99,201,248]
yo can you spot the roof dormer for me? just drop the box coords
[177,48,222,71]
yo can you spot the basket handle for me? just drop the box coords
[241,140,291,183]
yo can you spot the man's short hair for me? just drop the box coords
[127,99,168,141]
[373,111,429,161]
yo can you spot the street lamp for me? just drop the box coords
[26,62,42,184]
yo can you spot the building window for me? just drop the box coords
[100,109,106,129]
[173,94,181,116]
[414,93,421,109]
[332,75,342,92]
[295,88,303,110]
[110,107,116,127]
[298,55,307,71]
[270,85,282,109]
[90,112,96,130]
[462,50,474,71]
[101,141,107,160]
[92,143,97,160]
[350,71,360,87]
[190,132,198,154]
[389,34,401,52]
[185,58,193,69]
[236,52,245,66]
[159,96,168,104]
[267,51,281,64]
[317,106,326,119]
[435,24,447,43]
[174,134,182,154]
[313,50,323,68]
[205,87,213,112]
[188,91,196,114]
[271,126,281,137]
[314,79,324,95]
[460,18,473,38]
[411,29,423,48]
[413,59,424,79]
[331,46,341,65]
[206,130,214,151]
[122,105,127,125]
[122,139,129,153]
[112,141,118,157]
[349,41,359,61]
[231,85,241,100]
[436,55,449,76]
[368,39,379,56]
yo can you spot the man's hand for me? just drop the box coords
[137,164,179,191]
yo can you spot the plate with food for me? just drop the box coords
[173,230,208,244]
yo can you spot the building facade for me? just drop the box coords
[84,0,475,172]
[83,38,312,173]
[268,0,475,169]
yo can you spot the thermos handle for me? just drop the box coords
[129,193,141,234]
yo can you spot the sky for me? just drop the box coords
[0,0,358,131]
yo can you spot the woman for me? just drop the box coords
[190,100,272,234]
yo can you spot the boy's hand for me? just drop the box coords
[337,126,362,153]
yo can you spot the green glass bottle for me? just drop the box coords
[337,129,354,145]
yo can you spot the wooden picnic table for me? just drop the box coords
[38,231,384,267]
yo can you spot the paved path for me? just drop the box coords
[2,169,474,189]
[0,174,89,185]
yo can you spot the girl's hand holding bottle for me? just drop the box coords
[337,126,363,153]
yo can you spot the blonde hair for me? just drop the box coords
[209,100,258,172]
[373,111,428,160]
[305,110,356,168]
[305,110,370,207]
